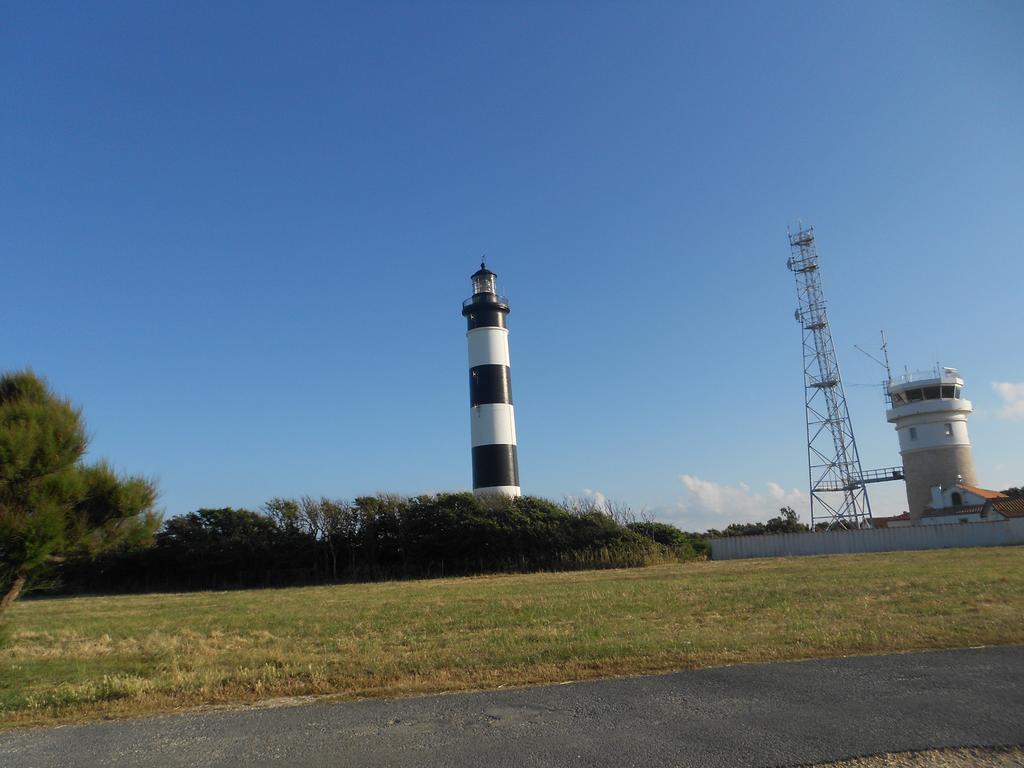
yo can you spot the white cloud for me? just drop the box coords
[651,474,805,531]
[992,382,1024,420]
[582,488,607,509]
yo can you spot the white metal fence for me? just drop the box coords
[709,518,1024,560]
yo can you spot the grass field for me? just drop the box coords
[2,546,1023,729]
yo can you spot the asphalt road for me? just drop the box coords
[3,646,1023,768]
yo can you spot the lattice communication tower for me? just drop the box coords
[787,227,872,529]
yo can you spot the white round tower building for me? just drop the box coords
[886,367,976,522]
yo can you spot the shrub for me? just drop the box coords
[54,493,696,594]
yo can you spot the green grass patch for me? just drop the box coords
[2,546,1023,728]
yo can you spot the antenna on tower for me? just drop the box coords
[787,226,872,529]
[855,330,893,380]
[853,343,888,371]
[856,331,895,405]
[880,330,892,382]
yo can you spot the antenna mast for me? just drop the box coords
[880,330,892,382]
[786,226,872,529]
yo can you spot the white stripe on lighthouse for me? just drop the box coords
[467,327,511,368]
[470,403,517,447]
[475,485,522,496]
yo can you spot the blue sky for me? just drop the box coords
[2,1,1022,530]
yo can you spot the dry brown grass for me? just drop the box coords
[809,746,1024,767]
[2,546,1023,729]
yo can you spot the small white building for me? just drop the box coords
[920,483,1024,525]
[872,483,1024,528]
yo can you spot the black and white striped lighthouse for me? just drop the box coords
[462,263,521,497]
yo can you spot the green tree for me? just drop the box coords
[765,506,809,534]
[0,370,159,613]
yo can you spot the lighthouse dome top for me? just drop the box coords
[463,262,509,316]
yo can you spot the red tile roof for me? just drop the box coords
[919,497,1024,520]
[921,506,986,518]
[993,497,1024,518]
[958,483,1008,500]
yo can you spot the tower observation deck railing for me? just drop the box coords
[889,366,960,386]
[816,466,905,493]
[463,294,510,309]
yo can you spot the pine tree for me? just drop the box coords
[0,370,159,613]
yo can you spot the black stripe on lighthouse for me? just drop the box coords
[472,444,519,488]
[465,307,507,330]
[470,365,513,406]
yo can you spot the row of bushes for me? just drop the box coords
[56,494,710,593]
[705,506,810,537]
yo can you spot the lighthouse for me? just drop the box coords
[462,263,521,497]
[886,367,976,522]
